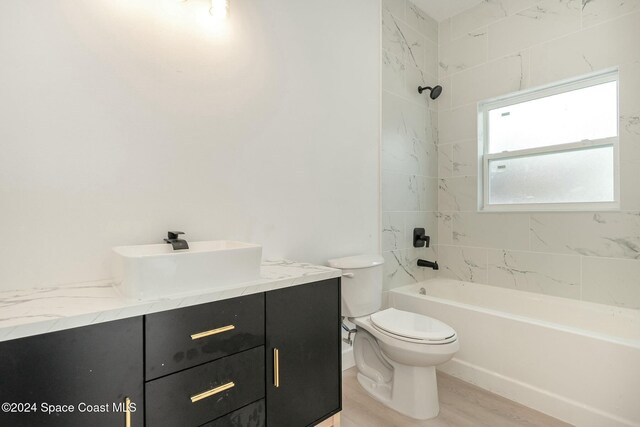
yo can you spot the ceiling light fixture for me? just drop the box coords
[179,0,229,21]
[209,0,230,20]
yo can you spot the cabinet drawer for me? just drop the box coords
[145,293,264,380]
[201,400,265,427]
[145,346,265,427]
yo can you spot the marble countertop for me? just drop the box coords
[0,260,341,343]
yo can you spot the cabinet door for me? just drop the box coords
[266,278,341,427]
[0,317,143,427]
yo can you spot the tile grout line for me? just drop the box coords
[381,87,438,113]
[444,8,640,84]
[579,255,583,300]
[447,2,639,45]
[387,2,438,51]
[528,213,532,251]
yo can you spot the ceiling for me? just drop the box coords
[411,0,485,21]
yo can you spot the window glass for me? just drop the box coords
[488,145,614,205]
[488,81,617,154]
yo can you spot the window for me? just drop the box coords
[478,69,619,212]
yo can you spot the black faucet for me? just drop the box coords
[164,231,189,250]
[417,259,439,270]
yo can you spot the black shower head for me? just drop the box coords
[418,85,443,100]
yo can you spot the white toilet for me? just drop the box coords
[328,254,459,420]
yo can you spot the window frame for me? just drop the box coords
[477,69,620,213]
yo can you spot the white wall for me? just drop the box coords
[0,0,381,290]
[436,0,640,309]
[380,0,440,291]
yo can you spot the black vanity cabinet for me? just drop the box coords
[0,317,144,427]
[266,278,342,427]
[0,277,341,427]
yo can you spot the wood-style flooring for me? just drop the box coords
[341,367,572,427]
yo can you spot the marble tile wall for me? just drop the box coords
[381,0,439,291]
[436,0,640,310]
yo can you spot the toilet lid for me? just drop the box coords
[370,308,456,342]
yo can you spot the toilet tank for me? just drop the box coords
[327,254,384,318]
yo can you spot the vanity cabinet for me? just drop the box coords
[266,278,342,427]
[144,293,265,380]
[202,400,265,427]
[144,293,266,427]
[146,346,265,426]
[0,278,340,427]
[0,317,143,427]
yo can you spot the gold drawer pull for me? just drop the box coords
[273,348,280,388]
[190,381,236,403]
[125,397,131,427]
[190,324,235,340]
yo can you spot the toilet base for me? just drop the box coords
[356,362,440,420]
[351,316,456,420]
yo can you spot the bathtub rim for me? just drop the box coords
[389,281,640,351]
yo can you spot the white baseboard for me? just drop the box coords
[439,358,636,427]
[342,346,354,371]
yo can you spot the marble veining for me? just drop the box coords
[437,212,454,245]
[622,115,640,135]
[515,52,526,90]
[519,5,545,19]
[439,30,487,76]
[382,7,426,73]
[450,0,509,40]
[531,213,640,259]
[382,49,405,95]
[381,1,438,294]
[452,142,477,176]
[450,51,530,107]
[438,245,487,284]
[439,0,640,309]
[582,0,640,27]
[407,2,438,44]
[438,144,453,178]
[394,21,422,70]
[489,250,580,298]
[382,0,405,19]
[383,247,438,290]
[488,0,581,60]
[581,53,595,71]
[439,177,477,212]
[438,179,458,210]
[382,212,404,252]
[0,260,341,343]
[382,92,436,178]
[391,251,418,283]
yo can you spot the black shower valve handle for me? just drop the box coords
[413,228,431,248]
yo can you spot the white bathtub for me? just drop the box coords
[388,279,640,427]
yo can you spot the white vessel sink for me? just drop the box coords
[112,241,262,300]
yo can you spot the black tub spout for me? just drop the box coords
[417,259,439,270]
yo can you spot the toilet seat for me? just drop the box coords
[370,308,456,344]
